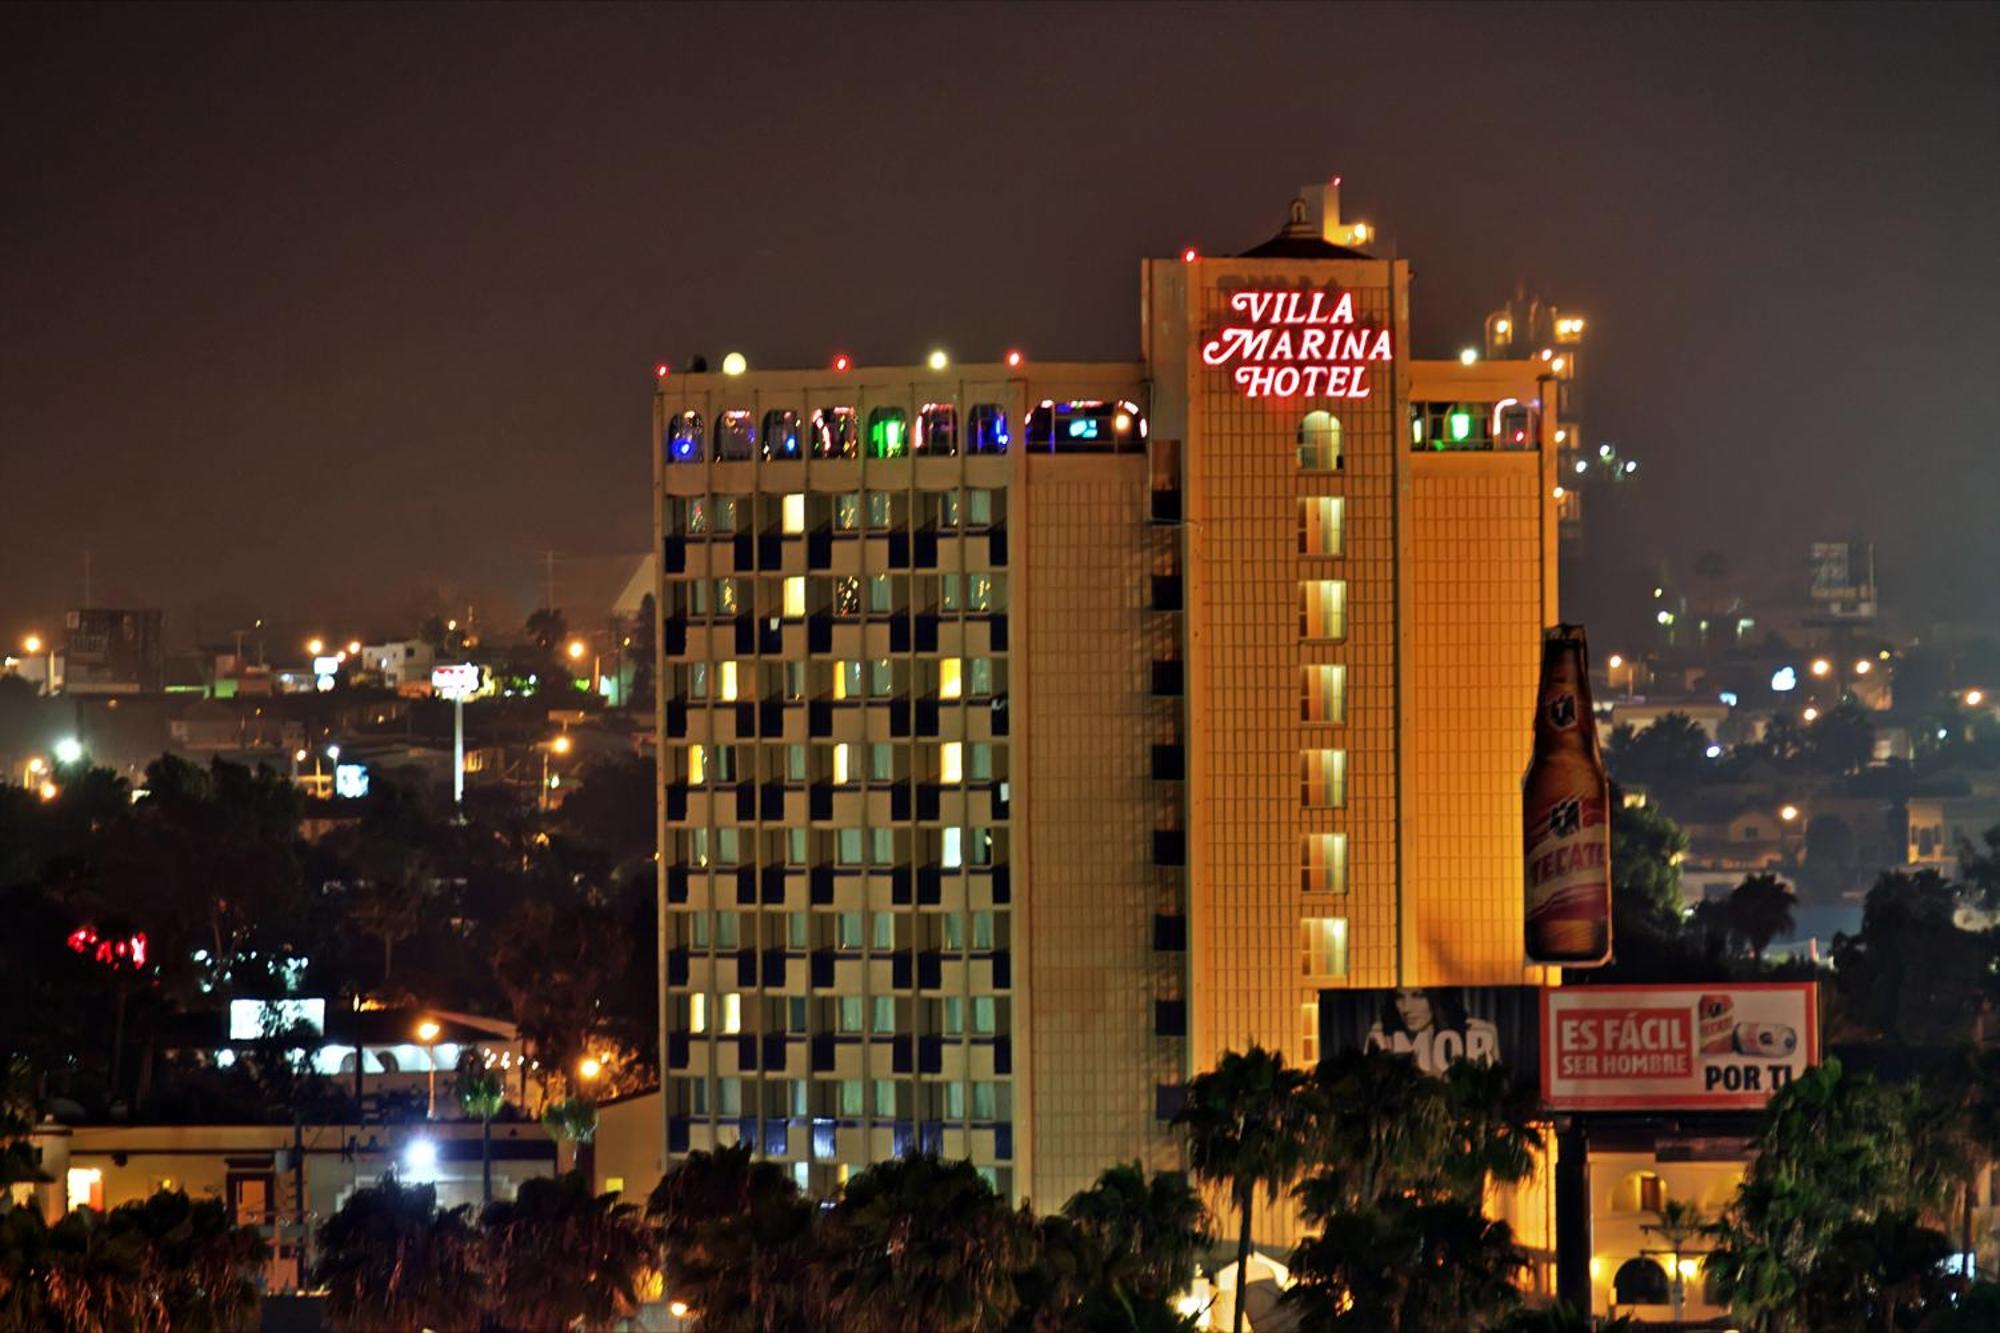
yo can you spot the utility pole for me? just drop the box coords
[541,551,559,613]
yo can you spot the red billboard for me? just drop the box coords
[1539,982,1818,1111]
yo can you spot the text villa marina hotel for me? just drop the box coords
[651,182,1578,1214]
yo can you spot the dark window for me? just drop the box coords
[1613,1259,1670,1307]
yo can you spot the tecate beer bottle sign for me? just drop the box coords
[1524,626,1613,966]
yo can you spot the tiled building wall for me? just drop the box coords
[1405,455,1548,985]
[1020,456,1178,1208]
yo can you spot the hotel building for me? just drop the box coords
[652,183,1573,1214]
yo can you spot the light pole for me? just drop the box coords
[542,733,572,812]
[416,1019,442,1119]
[22,633,53,696]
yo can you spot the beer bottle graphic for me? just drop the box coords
[1524,625,1613,965]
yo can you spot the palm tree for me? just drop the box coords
[459,1067,506,1206]
[1284,1196,1524,1332]
[1642,1199,1707,1324]
[1294,1047,1452,1217]
[311,1177,482,1333]
[480,1171,655,1331]
[1059,1163,1209,1311]
[1726,873,1796,964]
[1173,1045,1309,1333]
[542,1095,600,1188]
[817,1154,1032,1333]
[645,1143,821,1330]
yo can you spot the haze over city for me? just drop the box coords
[3,4,1995,642]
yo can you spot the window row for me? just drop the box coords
[678,1074,1013,1124]
[1410,400,1536,453]
[663,399,1146,465]
[677,908,1002,953]
[680,993,1007,1038]
[664,573,1008,619]
[670,825,1004,869]
[668,489,1000,536]
[673,656,1003,703]
[676,740,1005,786]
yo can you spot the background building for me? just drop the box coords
[652,184,1566,1218]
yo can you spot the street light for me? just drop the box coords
[566,639,586,661]
[1810,658,1832,678]
[1780,805,1800,822]
[578,1055,604,1083]
[306,637,325,657]
[53,737,83,766]
[1968,689,1987,708]
[416,1019,443,1119]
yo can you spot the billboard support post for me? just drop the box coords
[1555,1117,1591,1313]
[452,696,465,810]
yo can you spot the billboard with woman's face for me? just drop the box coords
[1318,986,1541,1087]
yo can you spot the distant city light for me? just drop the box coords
[1552,486,1566,500]
[1853,660,1872,675]
[37,780,58,802]
[416,1019,442,1043]
[1459,348,1478,365]
[1810,658,1832,677]
[1771,667,1797,692]
[1600,445,1613,459]
[1720,691,1739,706]
[294,749,308,763]
[1969,689,1987,708]
[1802,707,1820,723]
[53,738,83,765]
[22,634,42,654]
[552,735,573,755]
[1705,745,1723,759]
[578,1055,603,1081]
[1495,319,1511,336]
[306,637,325,656]
[345,640,360,655]
[566,639,586,660]
[1551,357,1567,373]
[325,744,341,761]
[927,350,949,371]
[1652,586,1664,598]
[721,352,747,376]
[1656,610,1672,625]
[1780,805,1800,822]
[1574,460,1588,473]
[1607,654,1624,669]
[1623,460,1637,473]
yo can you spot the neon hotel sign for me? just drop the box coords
[1201,288,1392,399]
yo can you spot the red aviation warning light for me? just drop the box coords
[832,353,852,372]
[1005,350,1024,368]
[1181,247,1199,263]
[654,363,670,378]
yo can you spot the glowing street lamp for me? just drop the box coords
[1968,689,1987,708]
[416,1019,443,1119]
[1809,658,1832,678]
[306,637,325,657]
[566,639,586,661]
[578,1055,604,1083]
[1779,805,1800,823]
[53,737,84,766]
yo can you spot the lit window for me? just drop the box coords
[782,577,806,620]
[866,408,909,458]
[869,828,894,865]
[717,1077,742,1116]
[1299,497,1344,557]
[872,1079,896,1117]
[837,997,864,1032]
[832,743,853,785]
[834,494,862,531]
[868,575,893,614]
[972,996,997,1033]
[918,403,958,455]
[665,411,703,464]
[871,996,895,1033]
[834,576,862,617]
[812,407,858,459]
[867,493,893,529]
[942,828,964,869]
[715,912,739,948]
[840,1080,864,1116]
[944,1082,966,1118]
[717,411,756,460]
[721,993,742,1034]
[1300,918,1349,978]
[66,1167,103,1213]
[719,661,739,702]
[968,404,1009,454]
[869,659,894,696]
[1301,1000,1321,1065]
[762,410,802,460]
[868,743,894,781]
[972,1081,997,1120]
[688,745,706,785]
[939,658,963,699]
[1303,833,1348,895]
[1302,664,1346,724]
[972,910,994,950]
[1301,580,1347,641]
[689,993,708,1033]
[1301,749,1347,808]
[1298,411,1341,471]
[872,912,895,950]
[940,742,964,784]
[836,912,863,949]
[781,493,806,534]
[837,828,864,865]
[942,996,965,1034]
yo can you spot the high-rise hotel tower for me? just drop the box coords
[653,184,1572,1212]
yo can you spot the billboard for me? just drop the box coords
[431,663,484,700]
[1319,987,1542,1088]
[63,608,164,694]
[1540,982,1817,1111]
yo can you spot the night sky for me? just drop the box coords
[3,5,1994,648]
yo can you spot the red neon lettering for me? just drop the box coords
[1204,287,1390,399]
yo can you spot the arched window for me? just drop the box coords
[665,411,704,464]
[1612,1258,1670,1307]
[1025,400,1146,453]
[812,407,858,459]
[1299,411,1341,471]
[918,404,958,456]
[717,411,756,460]
[968,404,1009,455]
[762,410,802,460]
[1612,1170,1668,1214]
[867,407,910,458]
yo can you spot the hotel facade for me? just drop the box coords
[651,184,1578,1215]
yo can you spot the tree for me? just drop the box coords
[542,1096,600,1186]
[1832,871,1995,1046]
[105,1188,268,1330]
[646,1143,822,1331]
[525,607,569,655]
[1804,1209,1953,1332]
[480,1171,654,1332]
[1955,822,2000,911]
[1605,713,1712,802]
[1807,700,1876,776]
[490,895,631,1082]
[1726,873,1797,964]
[1603,797,1697,978]
[1706,1059,1947,1332]
[311,1177,482,1333]
[459,1067,505,1206]
[817,1155,1033,1333]
[1038,1163,1210,1329]
[1172,1046,1309,1333]
[1642,1199,1708,1324]
[1284,1196,1524,1331]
